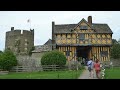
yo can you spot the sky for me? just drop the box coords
[0,11,120,51]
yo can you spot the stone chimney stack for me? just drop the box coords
[11,27,14,31]
[88,16,92,25]
[52,21,55,40]
[52,21,55,50]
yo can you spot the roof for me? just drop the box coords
[92,23,113,33]
[32,39,52,53]
[44,39,52,45]
[54,21,113,34]
[54,24,76,33]
[32,45,52,53]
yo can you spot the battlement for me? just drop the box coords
[6,27,34,36]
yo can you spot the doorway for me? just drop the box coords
[76,46,91,59]
[76,46,91,65]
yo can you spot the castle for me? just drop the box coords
[5,16,113,62]
[5,27,34,55]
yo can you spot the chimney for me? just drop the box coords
[88,16,92,25]
[52,21,55,50]
[11,27,14,31]
[52,21,55,40]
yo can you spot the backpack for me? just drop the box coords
[88,62,92,71]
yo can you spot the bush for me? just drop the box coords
[41,50,67,66]
[0,50,17,71]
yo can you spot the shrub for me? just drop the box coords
[0,49,17,71]
[41,50,67,66]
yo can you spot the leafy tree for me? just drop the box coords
[0,50,3,53]
[0,49,17,71]
[112,39,118,45]
[0,51,3,56]
[118,38,120,44]
[111,41,120,59]
[41,50,67,66]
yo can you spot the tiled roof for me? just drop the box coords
[32,45,52,53]
[92,23,113,33]
[54,24,76,33]
[54,23,113,34]
[44,39,52,45]
[32,39,52,53]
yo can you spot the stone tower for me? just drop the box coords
[5,27,34,55]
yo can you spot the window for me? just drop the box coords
[25,43,27,46]
[24,48,27,51]
[65,51,70,56]
[25,39,27,41]
[100,51,108,57]
[66,51,70,56]
[80,26,88,30]
[79,34,85,40]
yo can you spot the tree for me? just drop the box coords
[0,51,3,56]
[41,50,67,66]
[118,38,120,44]
[112,39,118,45]
[111,43,120,59]
[0,50,3,54]
[0,49,17,71]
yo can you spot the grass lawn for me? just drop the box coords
[105,67,120,79]
[0,70,83,79]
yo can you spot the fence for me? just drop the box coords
[11,66,33,72]
[41,65,66,71]
[11,65,67,72]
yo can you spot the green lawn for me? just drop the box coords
[0,70,83,79]
[105,67,120,79]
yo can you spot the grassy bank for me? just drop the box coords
[0,70,83,79]
[105,67,120,79]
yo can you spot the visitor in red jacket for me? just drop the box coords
[94,59,101,79]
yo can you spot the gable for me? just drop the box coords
[75,22,91,30]
[72,18,95,33]
[73,18,92,30]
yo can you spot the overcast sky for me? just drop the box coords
[0,11,120,51]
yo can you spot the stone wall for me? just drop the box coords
[111,58,120,66]
[16,52,45,67]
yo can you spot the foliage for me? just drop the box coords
[118,38,120,44]
[111,41,120,59]
[0,49,17,71]
[112,39,118,45]
[0,50,3,54]
[41,50,67,66]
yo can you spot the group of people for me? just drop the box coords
[87,58,101,79]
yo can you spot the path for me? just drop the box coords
[78,66,98,79]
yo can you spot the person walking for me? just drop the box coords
[87,58,94,78]
[94,59,101,79]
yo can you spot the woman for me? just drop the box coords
[94,59,101,79]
